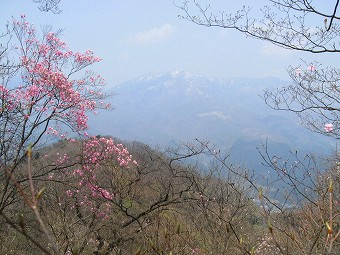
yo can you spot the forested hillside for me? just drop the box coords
[2,138,338,254]
[1,1,339,254]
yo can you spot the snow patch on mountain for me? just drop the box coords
[197,111,231,121]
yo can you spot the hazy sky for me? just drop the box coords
[0,0,337,87]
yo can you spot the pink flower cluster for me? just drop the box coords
[82,136,136,167]
[1,16,108,136]
[67,137,137,218]
[295,65,317,76]
[307,65,316,72]
[55,153,70,165]
[324,123,334,132]
[1,17,135,220]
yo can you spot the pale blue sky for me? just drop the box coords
[0,0,336,87]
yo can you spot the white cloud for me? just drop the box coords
[130,24,174,45]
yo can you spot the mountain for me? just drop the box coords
[89,71,332,171]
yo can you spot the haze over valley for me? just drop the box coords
[90,71,332,172]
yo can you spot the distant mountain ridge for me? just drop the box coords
[89,71,331,168]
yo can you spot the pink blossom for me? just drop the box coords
[2,16,138,220]
[191,248,199,253]
[4,17,107,134]
[307,65,316,72]
[61,137,137,218]
[324,123,334,132]
[295,68,302,76]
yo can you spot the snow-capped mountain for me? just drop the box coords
[89,71,331,169]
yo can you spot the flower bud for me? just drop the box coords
[36,187,46,200]
[27,144,32,158]
[326,222,333,235]
[329,178,333,193]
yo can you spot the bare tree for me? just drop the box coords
[32,0,62,14]
[177,0,340,138]
[0,139,255,255]
[177,2,340,252]
[177,0,340,53]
